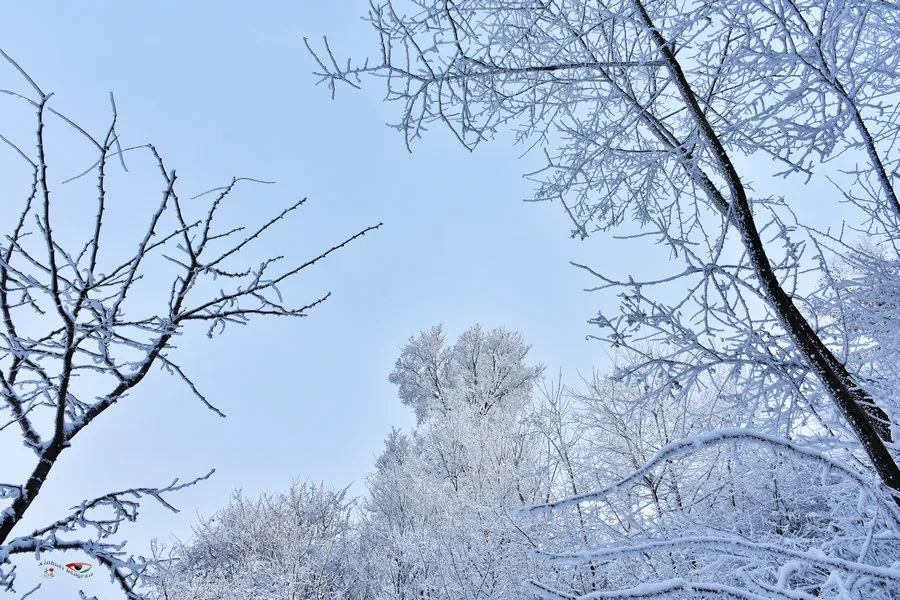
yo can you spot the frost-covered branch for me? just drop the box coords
[0,49,378,597]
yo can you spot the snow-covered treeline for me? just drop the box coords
[153,317,900,599]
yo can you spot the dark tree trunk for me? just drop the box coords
[633,0,900,498]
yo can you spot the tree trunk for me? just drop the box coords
[633,0,900,498]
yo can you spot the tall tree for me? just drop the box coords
[362,325,546,599]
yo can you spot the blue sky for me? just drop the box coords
[0,2,624,597]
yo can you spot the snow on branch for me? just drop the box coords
[520,428,900,520]
[525,577,789,600]
[0,48,379,598]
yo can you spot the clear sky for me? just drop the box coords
[0,2,624,597]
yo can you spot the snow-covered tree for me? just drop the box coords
[362,325,546,599]
[524,366,900,599]
[153,482,356,600]
[0,49,379,599]
[389,325,543,424]
[814,241,900,430]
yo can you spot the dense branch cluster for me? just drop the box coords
[153,483,355,600]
